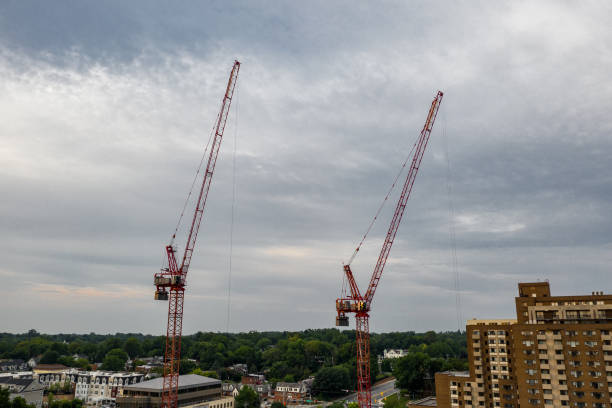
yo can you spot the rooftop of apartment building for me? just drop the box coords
[437,371,470,378]
[408,396,438,408]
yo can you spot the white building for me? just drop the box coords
[382,349,409,359]
[73,371,145,406]
[36,369,144,406]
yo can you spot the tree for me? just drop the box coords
[0,388,10,408]
[40,350,60,364]
[312,366,350,398]
[327,402,345,408]
[347,402,359,408]
[234,386,260,408]
[11,397,31,408]
[270,402,285,408]
[179,359,197,375]
[102,348,129,371]
[381,359,392,373]
[48,398,83,408]
[202,371,219,379]
[383,394,406,408]
[75,358,91,370]
[123,338,142,360]
[393,352,429,395]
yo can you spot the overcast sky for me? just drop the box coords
[1,1,611,335]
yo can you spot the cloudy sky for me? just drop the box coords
[1,1,611,335]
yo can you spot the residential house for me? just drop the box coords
[229,364,248,376]
[0,360,29,372]
[241,374,265,385]
[273,382,308,405]
[382,349,409,359]
[239,383,271,401]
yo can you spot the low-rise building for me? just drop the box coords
[0,377,46,408]
[73,371,145,406]
[239,383,271,401]
[221,383,238,397]
[0,359,29,372]
[241,374,265,385]
[117,374,232,408]
[383,349,410,359]
[273,382,308,405]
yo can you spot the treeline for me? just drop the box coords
[0,329,466,389]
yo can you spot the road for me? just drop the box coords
[338,378,398,407]
[285,378,398,408]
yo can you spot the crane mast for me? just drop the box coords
[154,60,241,408]
[336,91,443,408]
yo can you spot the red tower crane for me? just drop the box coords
[335,91,443,408]
[154,60,241,408]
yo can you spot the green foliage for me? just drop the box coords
[0,391,38,408]
[0,329,467,388]
[179,359,197,375]
[327,401,345,408]
[381,359,392,372]
[202,370,219,379]
[190,367,219,378]
[48,381,72,394]
[40,350,60,364]
[123,338,142,359]
[48,398,83,408]
[0,388,10,408]
[347,402,359,408]
[393,351,467,396]
[10,397,31,408]
[383,394,407,408]
[102,348,129,371]
[312,366,350,397]
[393,352,429,393]
[234,386,260,408]
[270,402,285,408]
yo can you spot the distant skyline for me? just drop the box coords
[1,1,611,334]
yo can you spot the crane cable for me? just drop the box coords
[346,130,421,266]
[226,82,239,333]
[169,107,221,247]
[442,104,462,331]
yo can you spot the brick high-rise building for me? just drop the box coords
[435,282,612,408]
